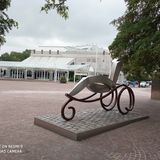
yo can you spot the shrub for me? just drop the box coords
[60,76,67,83]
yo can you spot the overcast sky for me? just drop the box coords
[0,0,126,54]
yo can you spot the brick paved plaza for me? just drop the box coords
[0,80,160,160]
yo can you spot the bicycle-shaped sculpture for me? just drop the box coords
[61,59,135,121]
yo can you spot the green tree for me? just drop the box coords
[0,52,10,61]
[108,0,160,81]
[0,0,18,46]
[41,0,68,19]
[0,49,30,61]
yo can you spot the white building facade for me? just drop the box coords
[0,45,115,82]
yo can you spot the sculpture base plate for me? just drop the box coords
[34,108,149,141]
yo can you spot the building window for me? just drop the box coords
[70,62,75,65]
[27,70,32,77]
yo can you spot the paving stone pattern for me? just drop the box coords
[34,108,148,140]
[0,80,160,160]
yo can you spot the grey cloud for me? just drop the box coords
[0,0,126,53]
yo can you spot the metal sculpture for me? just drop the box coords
[61,59,135,121]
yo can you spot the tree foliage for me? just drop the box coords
[109,0,160,80]
[0,50,30,61]
[41,0,69,19]
[0,0,18,46]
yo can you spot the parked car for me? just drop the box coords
[140,81,150,87]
